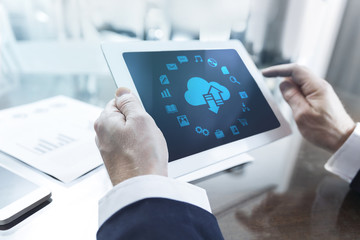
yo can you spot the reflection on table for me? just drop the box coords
[207,90,360,239]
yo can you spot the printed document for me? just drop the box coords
[0,96,103,183]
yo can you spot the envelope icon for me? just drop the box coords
[166,63,178,71]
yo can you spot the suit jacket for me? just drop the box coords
[97,198,224,240]
[350,170,360,192]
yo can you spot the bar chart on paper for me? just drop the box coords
[19,133,77,155]
[0,96,103,183]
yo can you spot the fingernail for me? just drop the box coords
[115,87,131,97]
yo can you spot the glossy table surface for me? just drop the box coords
[0,72,359,239]
[205,90,360,240]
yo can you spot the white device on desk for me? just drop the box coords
[101,40,291,178]
[0,165,51,225]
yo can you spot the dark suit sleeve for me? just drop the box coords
[97,198,224,240]
[350,170,360,192]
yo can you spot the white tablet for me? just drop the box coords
[0,165,51,226]
[101,40,291,178]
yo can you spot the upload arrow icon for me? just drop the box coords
[184,77,230,114]
[203,86,224,113]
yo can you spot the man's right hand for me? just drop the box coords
[262,64,356,153]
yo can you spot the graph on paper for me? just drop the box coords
[18,133,76,155]
[0,96,103,183]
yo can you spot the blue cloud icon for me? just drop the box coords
[184,77,230,114]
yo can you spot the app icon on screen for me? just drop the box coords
[214,129,225,139]
[241,102,250,112]
[230,125,240,135]
[229,76,241,85]
[195,126,210,136]
[194,55,203,62]
[238,118,248,126]
[166,63,178,71]
[177,56,188,64]
[177,115,190,127]
[161,89,172,98]
[159,75,169,85]
[239,91,248,99]
[221,66,230,75]
[165,104,178,114]
[207,58,218,67]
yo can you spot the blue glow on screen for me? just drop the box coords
[123,49,280,162]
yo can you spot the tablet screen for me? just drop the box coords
[123,49,280,162]
[0,166,38,209]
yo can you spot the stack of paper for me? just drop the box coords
[0,96,104,183]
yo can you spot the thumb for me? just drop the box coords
[280,80,310,115]
[115,88,145,118]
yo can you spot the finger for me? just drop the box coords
[262,63,300,78]
[104,99,117,112]
[279,79,310,115]
[262,63,315,86]
[115,87,145,119]
[263,63,325,91]
[97,99,126,127]
[103,99,126,121]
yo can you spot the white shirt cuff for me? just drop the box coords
[98,175,211,227]
[325,122,360,183]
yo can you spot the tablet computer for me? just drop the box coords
[101,40,291,178]
[0,165,51,226]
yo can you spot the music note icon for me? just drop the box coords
[194,55,203,63]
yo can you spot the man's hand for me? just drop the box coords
[94,88,168,186]
[262,64,356,153]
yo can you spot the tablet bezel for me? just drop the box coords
[0,166,51,225]
[101,40,291,178]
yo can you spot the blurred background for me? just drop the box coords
[0,0,358,108]
[2,1,360,238]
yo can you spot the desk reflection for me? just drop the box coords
[214,139,360,239]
